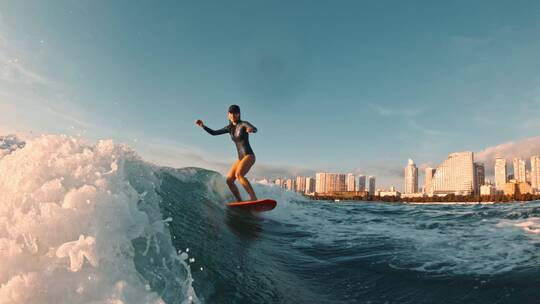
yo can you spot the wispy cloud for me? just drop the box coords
[368,104,423,117]
[46,106,91,128]
[369,104,443,136]
[0,55,49,85]
[0,29,92,135]
[407,120,443,136]
[0,33,49,85]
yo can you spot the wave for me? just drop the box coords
[0,135,198,304]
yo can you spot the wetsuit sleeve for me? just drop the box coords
[244,121,258,133]
[202,125,229,136]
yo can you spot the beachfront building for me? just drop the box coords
[404,158,418,194]
[347,173,356,191]
[368,176,376,195]
[504,181,533,196]
[495,158,507,191]
[358,175,366,191]
[480,184,497,196]
[424,167,436,196]
[518,182,533,195]
[285,178,295,191]
[377,188,400,198]
[432,151,475,195]
[531,155,540,193]
[315,173,326,193]
[330,174,347,192]
[513,158,526,183]
[315,173,347,193]
[296,176,307,193]
[401,192,426,199]
[305,177,316,194]
[474,162,485,194]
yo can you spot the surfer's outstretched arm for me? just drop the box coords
[196,120,230,135]
[202,125,229,136]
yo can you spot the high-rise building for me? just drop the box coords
[474,162,485,194]
[296,176,307,193]
[424,167,436,195]
[305,177,316,194]
[531,155,540,192]
[358,175,366,191]
[285,178,295,191]
[274,178,283,187]
[315,173,346,193]
[368,176,376,195]
[347,173,356,191]
[315,173,326,193]
[513,158,526,183]
[404,158,418,194]
[328,173,347,192]
[495,158,507,190]
[432,151,475,195]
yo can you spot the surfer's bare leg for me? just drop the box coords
[236,154,257,201]
[226,159,242,202]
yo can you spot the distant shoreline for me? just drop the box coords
[303,193,540,204]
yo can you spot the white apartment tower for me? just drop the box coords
[495,158,507,190]
[315,173,347,193]
[329,173,347,192]
[531,155,540,192]
[296,176,307,193]
[513,158,526,183]
[285,178,295,191]
[424,167,436,195]
[347,173,356,191]
[432,151,475,195]
[404,158,418,194]
[315,173,327,193]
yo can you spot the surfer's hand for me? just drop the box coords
[246,127,254,133]
[195,120,204,127]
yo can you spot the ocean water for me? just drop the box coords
[1,135,540,304]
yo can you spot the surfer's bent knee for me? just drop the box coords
[235,172,245,180]
[226,175,236,184]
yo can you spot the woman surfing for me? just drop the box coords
[195,105,258,203]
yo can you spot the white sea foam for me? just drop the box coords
[512,217,540,234]
[0,135,197,304]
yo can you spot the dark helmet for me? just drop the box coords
[228,104,241,114]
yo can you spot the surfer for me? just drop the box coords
[196,105,258,202]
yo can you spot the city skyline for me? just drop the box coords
[265,150,540,195]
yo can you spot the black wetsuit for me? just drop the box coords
[203,120,257,159]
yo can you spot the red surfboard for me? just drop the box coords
[226,199,277,212]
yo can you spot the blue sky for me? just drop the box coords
[1,1,540,189]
